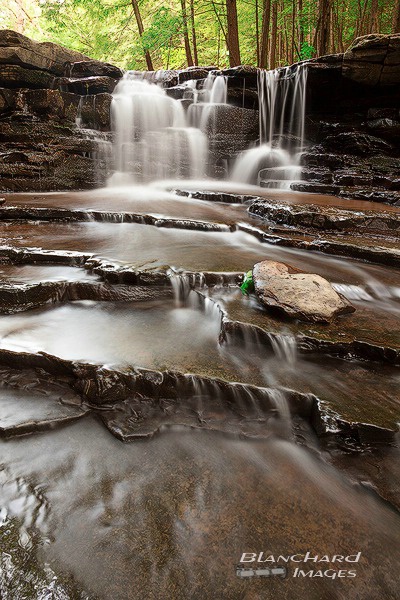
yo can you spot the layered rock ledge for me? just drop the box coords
[1,29,400,199]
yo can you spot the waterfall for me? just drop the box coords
[268,333,297,367]
[258,65,307,149]
[204,72,228,104]
[232,64,307,187]
[108,73,208,185]
[188,72,229,132]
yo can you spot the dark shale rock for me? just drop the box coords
[165,84,187,100]
[226,86,259,109]
[222,64,259,86]
[64,59,123,79]
[367,118,400,141]
[55,75,117,95]
[253,260,355,324]
[0,29,89,76]
[343,34,400,86]
[177,66,216,83]
[248,198,400,236]
[191,103,258,138]
[0,87,16,114]
[79,93,112,130]
[290,182,341,195]
[301,151,351,169]
[340,188,400,205]
[0,64,54,89]
[209,134,256,160]
[368,107,400,120]
[141,69,179,87]
[16,88,80,121]
[300,167,334,184]
[321,132,394,156]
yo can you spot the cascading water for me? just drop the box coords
[108,73,208,185]
[232,64,307,188]
[188,72,229,132]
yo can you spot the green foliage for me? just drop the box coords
[240,271,254,296]
[3,0,400,70]
[300,41,315,60]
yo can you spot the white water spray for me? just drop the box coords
[232,64,307,187]
[108,73,208,185]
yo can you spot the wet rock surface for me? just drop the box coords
[217,287,400,365]
[1,419,399,599]
[0,365,87,437]
[0,191,398,600]
[249,196,400,236]
[343,33,400,86]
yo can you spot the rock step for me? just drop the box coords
[0,349,396,447]
[248,198,400,236]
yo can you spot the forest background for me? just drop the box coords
[2,0,400,70]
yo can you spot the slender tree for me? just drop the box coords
[180,0,194,66]
[393,0,400,31]
[369,0,379,32]
[259,0,271,67]
[270,0,278,68]
[316,0,332,56]
[226,0,241,66]
[131,0,154,70]
[189,0,199,64]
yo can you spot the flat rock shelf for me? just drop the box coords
[0,185,399,599]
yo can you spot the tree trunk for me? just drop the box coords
[226,0,241,66]
[369,0,379,32]
[317,0,332,57]
[291,0,296,64]
[256,0,260,65]
[131,0,154,70]
[190,0,199,65]
[259,0,271,68]
[270,0,278,68]
[211,0,229,65]
[181,0,194,66]
[393,0,400,32]
[298,0,303,50]
[356,0,369,37]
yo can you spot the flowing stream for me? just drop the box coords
[0,65,399,599]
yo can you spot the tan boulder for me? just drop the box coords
[253,260,355,324]
[0,29,89,76]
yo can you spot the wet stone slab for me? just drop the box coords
[2,220,400,276]
[0,263,96,282]
[1,189,253,227]
[98,391,279,441]
[0,419,399,599]
[216,288,400,364]
[0,279,173,313]
[0,365,87,437]
[248,197,400,236]
[0,299,231,378]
